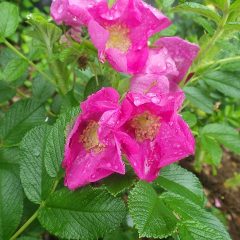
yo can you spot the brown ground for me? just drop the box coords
[180,151,240,240]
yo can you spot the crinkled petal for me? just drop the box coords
[64,140,125,190]
[126,91,185,120]
[98,98,133,140]
[130,74,170,95]
[105,48,128,73]
[126,47,149,74]
[156,115,195,169]
[143,47,178,76]
[155,37,199,83]
[88,19,109,55]
[81,87,120,117]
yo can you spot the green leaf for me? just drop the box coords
[203,71,240,99]
[32,75,55,102]
[38,187,126,240]
[225,174,240,189]
[230,0,240,13]
[161,193,231,240]
[0,99,46,144]
[193,16,215,35]
[201,123,240,154]
[103,170,136,196]
[208,0,229,10]
[200,135,222,167]
[84,76,111,99]
[4,58,28,82]
[0,2,19,38]
[155,164,204,206]
[181,111,197,127]
[0,81,16,102]
[20,125,54,204]
[173,2,221,23]
[0,169,23,239]
[224,22,240,32]
[184,87,214,114]
[178,220,229,240]
[0,147,20,174]
[27,13,62,51]
[128,181,177,238]
[44,107,79,177]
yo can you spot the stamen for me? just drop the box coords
[130,111,160,142]
[106,24,131,53]
[80,120,105,153]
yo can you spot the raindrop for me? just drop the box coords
[33,148,40,157]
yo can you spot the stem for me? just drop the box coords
[194,56,240,73]
[3,39,56,87]
[9,176,63,239]
[196,11,229,64]
[9,209,40,240]
[181,9,230,87]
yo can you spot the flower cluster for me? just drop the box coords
[51,0,199,190]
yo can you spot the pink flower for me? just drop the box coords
[133,37,199,86]
[63,88,126,190]
[116,91,195,182]
[88,0,171,74]
[50,0,101,27]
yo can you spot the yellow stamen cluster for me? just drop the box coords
[80,120,105,153]
[130,111,160,142]
[106,24,131,53]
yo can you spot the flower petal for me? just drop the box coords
[81,87,120,117]
[156,115,195,169]
[155,37,199,83]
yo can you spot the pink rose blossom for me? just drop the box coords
[88,0,171,74]
[63,88,125,190]
[132,37,199,90]
[115,91,195,182]
[50,0,102,26]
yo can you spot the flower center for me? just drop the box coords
[80,120,105,153]
[106,24,131,53]
[130,111,160,142]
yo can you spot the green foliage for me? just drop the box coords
[44,107,79,177]
[0,81,16,102]
[84,75,111,99]
[0,2,19,39]
[0,169,23,239]
[27,13,62,53]
[155,164,205,206]
[129,181,178,238]
[203,71,240,99]
[20,125,54,204]
[32,76,55,102]
[173,2,221,23]
[103,170,136,196]
[0,99,46,145]
[225,173,240,189]
[184,87,214,113]
[38,188,126,239]
[3,58,28,82]
[201,123,240,154]
[162,193,231,240]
